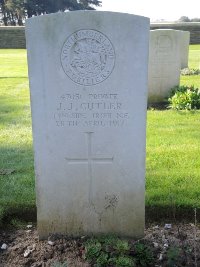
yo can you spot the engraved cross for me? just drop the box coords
[65,132,114,202]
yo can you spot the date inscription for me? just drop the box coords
[54,93,129,128]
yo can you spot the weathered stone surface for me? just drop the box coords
[148,29,181,103]
[26,11,149,239]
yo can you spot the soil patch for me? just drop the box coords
[0,223,200,267]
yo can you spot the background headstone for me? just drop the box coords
[180,30,190,69]
[26,11,149,239]
[148,29,181,104]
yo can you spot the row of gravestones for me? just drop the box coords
[25,11,189,239]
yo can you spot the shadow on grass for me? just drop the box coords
[146,206,200,223]
[0,144,36,227]
[147,101,169,110]
[0,206,37,228]
[1,205,200,228]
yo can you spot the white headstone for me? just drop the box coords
[148,29,181,103]
[180,31,190,69]
[26,11,149,239]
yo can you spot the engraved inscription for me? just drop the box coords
[61,30,115,86]
[54,92,129,128]
[155,35,173,56]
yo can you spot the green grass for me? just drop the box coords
[0,49,28,78]
[180,75,200,88]
[0,49,35,223]
[180,44,200,88]
[146,110,200,208]
[0,46,200,224]
[188,44,200,69]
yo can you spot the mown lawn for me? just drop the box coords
[0,46,200,223]
[188,44,200,69]
[0,49,35,222]
[146,110,200,207]
[180,44,200,88]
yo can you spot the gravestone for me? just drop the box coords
[180,31,190,69]
[26,11,149,239]
[148,29,181,104]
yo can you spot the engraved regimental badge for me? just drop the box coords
[61,29,115,86]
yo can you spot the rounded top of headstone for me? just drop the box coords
[25,11,150,25]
